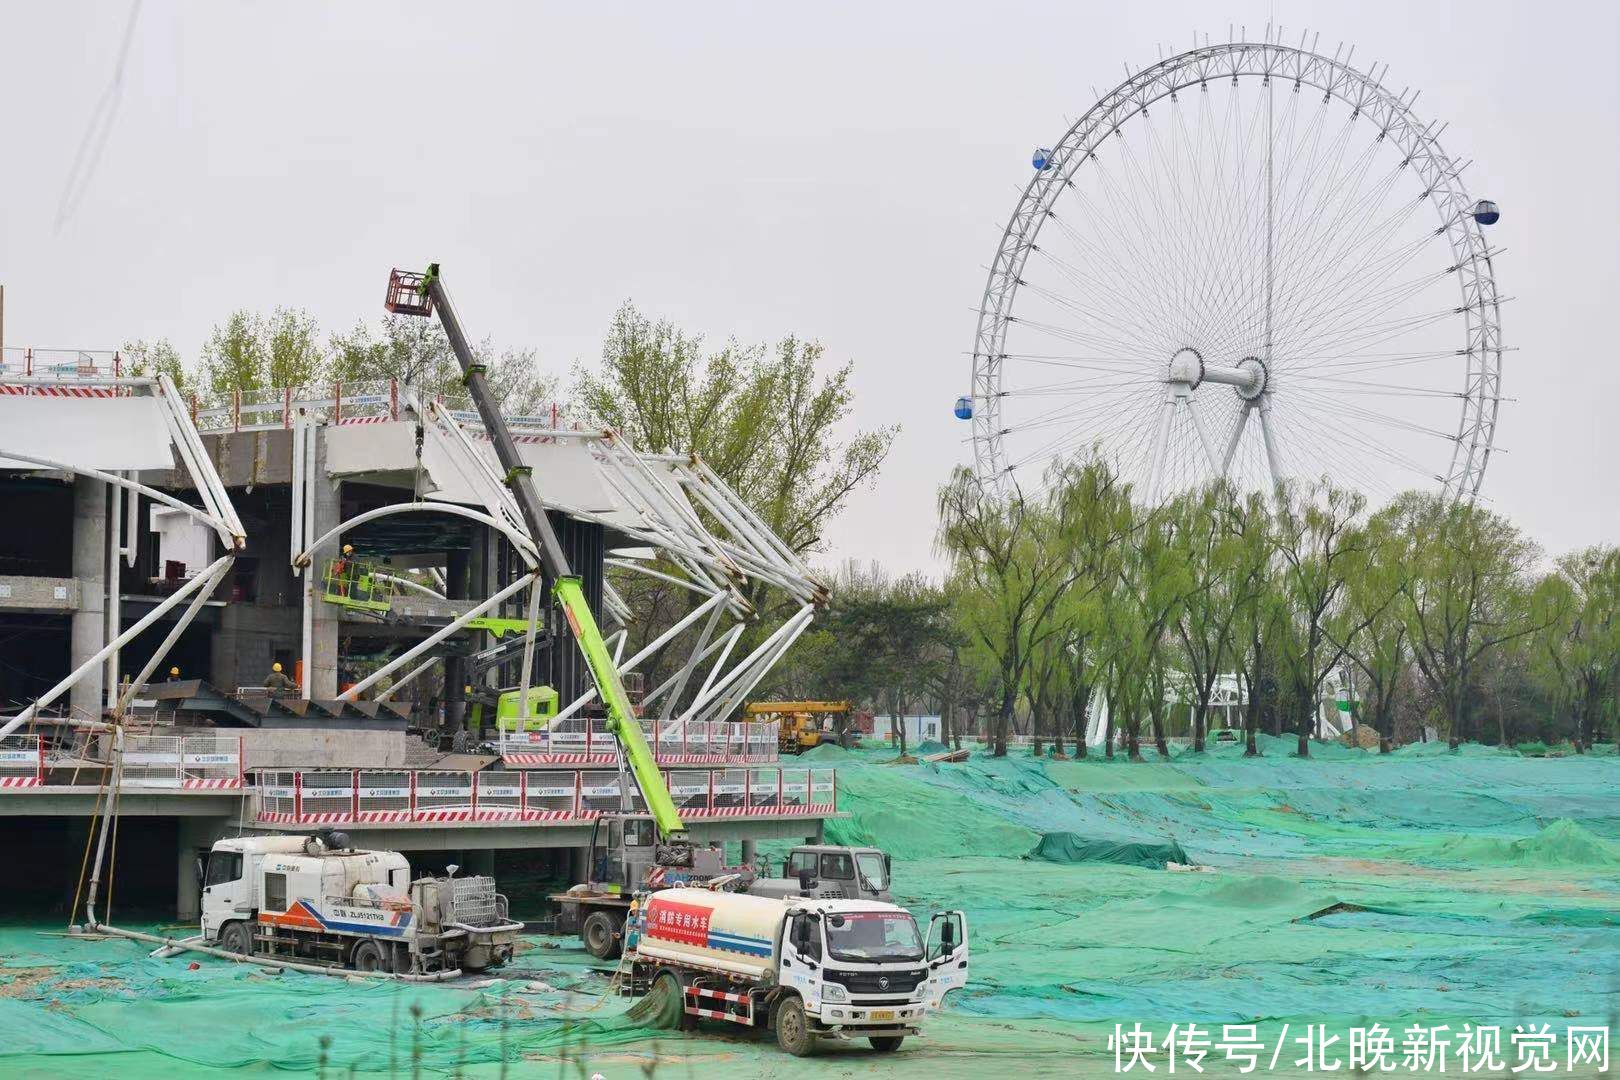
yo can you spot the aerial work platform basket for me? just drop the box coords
[383,268,434,317]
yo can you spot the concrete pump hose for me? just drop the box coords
[86,923,463,983]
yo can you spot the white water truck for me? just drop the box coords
[625,886,970,1056]
[200,833,523,974]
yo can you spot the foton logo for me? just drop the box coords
[647,899,712,948]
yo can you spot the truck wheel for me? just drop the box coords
[352,940,387,973]
[774,996,815,1057]
[582,910,623,960]
[869,1035,905,1052]
[645,970,690,1030]
[219,921,253,956]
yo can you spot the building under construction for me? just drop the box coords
[0,337,832,919]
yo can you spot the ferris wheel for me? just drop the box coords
[963,30,1504,503]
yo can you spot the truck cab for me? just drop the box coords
[747,845,893,903]
[776,898,969,1051]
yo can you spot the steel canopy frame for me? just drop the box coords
[0,375,244,735]
[969,30,1503,503]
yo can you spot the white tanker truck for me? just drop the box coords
[625,887,969,1056]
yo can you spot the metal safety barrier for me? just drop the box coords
[252,767,836,825]
[500,719,777,765]
[119,734,244,790]
[0,735,44,787]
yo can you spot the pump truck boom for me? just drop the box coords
[384,265,689,864]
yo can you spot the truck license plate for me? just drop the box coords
[869,1010,895,1021]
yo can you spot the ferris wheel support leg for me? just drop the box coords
[1257,394,1285,490]
[1146,393,1177,505]
[1220,402,1253,476]
[1186,397,1222,475]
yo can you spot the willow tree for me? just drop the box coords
[1270,481,1374,757]
[1336,508,1412,752]
[1395,493,1543,749]
[938,458,1128,756]
[1534,547,1620,751]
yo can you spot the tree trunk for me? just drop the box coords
[1243,666,1261,758]
[1150,703,1169,759]
[994,684,1013,757]
[1103,691,1115,760]
[1192,700,1207,754]
[1072,683,1090,760]
[1031,698,1043,758]
[1296,705,1311,758]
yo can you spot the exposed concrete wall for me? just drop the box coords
[70,479,106,720]
[236,727,418,769]
[210,605,300,692]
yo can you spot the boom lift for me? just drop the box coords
[385,265,691,867]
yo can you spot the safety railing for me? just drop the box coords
[186,378,572,434]
[0,735,44,787]
[118,734,245,789]
[0,349,129,397]
[499,719,777,765]
[254,767,836,825]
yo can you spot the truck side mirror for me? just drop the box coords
[796,868,817,894]
[195,857,205,891]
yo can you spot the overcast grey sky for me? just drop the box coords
[2,2,1616,570]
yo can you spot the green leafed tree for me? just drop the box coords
[330,316,555,415]
[198,308,328,402]
[120,338,188,392]
[574,303,895,562]
[1394,492,1544,749]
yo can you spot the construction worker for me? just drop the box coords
[264,662,296,695]
[167,666,182,682]
[332,544,355,597]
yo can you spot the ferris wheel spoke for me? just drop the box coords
[1031,243,1170,333]
[1272,199,1440,353]
[1040,207,1181,349]
[1023,254,1192,352]
[1278,394,1438,485]
[1006,385,1163,474]
[1279,261,1453,366]
[1023,251,1186,353]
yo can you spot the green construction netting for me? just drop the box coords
[1,735,1616,1076]
[1026,830,1190,869]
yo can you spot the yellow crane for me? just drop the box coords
[743,700,854,755]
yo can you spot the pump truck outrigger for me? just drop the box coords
[384,264,694,869]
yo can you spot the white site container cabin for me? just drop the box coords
[200,834,522,974]
[626,886,970,1056]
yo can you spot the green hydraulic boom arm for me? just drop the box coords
[385,264,690,857]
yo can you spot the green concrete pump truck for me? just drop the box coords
[384,265,694,871]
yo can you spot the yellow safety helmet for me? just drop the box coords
[272,662,283,673]
[169,666,180,676]
[342,544,354,555]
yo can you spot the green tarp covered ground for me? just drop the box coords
[1,736,1615,1077]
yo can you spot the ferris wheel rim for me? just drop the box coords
[969,37,1503,502]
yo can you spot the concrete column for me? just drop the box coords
[308,432,341,698]
[806,820,824,845]
[740,838,757,866]
[70,479,107,720]
[443,547,469,731]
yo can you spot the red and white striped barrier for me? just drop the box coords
[253,766,836,826]
[499,719,777,766]
[0,735,44,787]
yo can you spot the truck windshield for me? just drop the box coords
[824,911,923,962]
[855,852,887,892]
